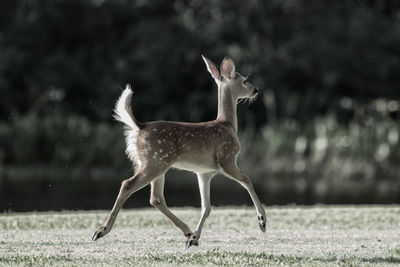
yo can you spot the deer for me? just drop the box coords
[92,55,266,248]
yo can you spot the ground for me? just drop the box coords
[0,206,399,266]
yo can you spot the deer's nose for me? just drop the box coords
[253,87,259,94]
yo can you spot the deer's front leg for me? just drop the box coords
[221,163,266,232]
[186,172,215,248]
[150,175,193,238]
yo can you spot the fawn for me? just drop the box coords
[92,56,266,248]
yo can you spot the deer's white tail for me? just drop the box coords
[114,84,139,130]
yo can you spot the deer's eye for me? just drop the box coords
[243,80,248,85]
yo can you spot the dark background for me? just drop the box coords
[1,0,400,211]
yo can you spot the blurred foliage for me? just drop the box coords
[1,0,400,209]
[1,0,400,122]
[239,94,400,204]
[1,95,399,210]
[0,113,126,167]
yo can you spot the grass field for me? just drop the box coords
[1,206,400,266]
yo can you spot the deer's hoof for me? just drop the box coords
[258,215,266,233]
[185,239,199,249]
[185,236,200,249]
[184,231,199,248]
[92,226,107,241]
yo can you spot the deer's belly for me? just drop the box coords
[172,159,218,173]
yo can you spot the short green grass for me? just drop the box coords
[1,206,400,266]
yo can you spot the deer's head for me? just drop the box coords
[202,55,259,101]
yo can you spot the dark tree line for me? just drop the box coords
[1,0,399,123]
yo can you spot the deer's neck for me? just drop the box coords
[217,85,238,132]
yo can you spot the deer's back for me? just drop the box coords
[130,120,240,172]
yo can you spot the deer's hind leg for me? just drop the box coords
[92,164,168,241]
[150,175,193,239]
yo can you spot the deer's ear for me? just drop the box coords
[202,55,221,81]
[220,57,236,80]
